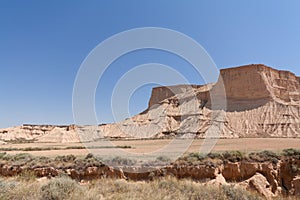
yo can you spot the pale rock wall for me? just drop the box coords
[148,84,212,108]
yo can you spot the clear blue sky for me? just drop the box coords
[1,0,300,128]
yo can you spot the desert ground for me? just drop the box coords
[1,138,299,157]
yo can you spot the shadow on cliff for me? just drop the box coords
[204,97,271,112]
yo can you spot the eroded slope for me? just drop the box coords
[0,64,299,141]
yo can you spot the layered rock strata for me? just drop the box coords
[0,64,299,141]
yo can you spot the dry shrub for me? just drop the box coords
[40,175,84,200]
[0,176,264,200]
[86,177,263,200]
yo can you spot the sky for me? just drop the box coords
[0,0,300,128]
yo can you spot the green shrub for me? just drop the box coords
[248,150,279,164]
[282,148,300,159]
[207,152,222,159]
[222,151,244,162]
[188,152,206,160]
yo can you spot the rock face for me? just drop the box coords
[0,124,80,143]
[98,64,300,139]
[0,64,299,141]
[221,65,299,106]
[240,173,275,199]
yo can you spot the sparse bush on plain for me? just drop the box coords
[0,145,132,153]
[222,151,244,162]
[55,155,76,162]
[248,150,280,164]
[188,152,206,160]
[207,152,222,159]
[116,145,132,149]
[156,155,171,162]
[3,153,33,162]
[3,138,37,144]
[85,153,94,160]
[109,156,137,166]
[180,151,245,164]
[282,148,300,159]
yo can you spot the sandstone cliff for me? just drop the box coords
[98,64,300,139]
[0,64,299,142]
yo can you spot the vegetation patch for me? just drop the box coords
[247,150,280,164]
[3,138,37,144]
[282,148,300,159]
[0,145,132,152]
[0,176,264,200]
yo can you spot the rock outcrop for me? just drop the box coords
[0,156,299,198]
[97,64,300,139]
[0,64,299,141]
[239,173,275,199]
[0,124,80,143]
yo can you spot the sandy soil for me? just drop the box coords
[0,138,299,157]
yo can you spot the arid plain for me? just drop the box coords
[0,65,299,199]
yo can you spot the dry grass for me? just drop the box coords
[0,175,264,200]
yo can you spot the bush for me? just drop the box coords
[0,152,6,159]
[0,179,17,195]
[3,153,33,163]
[221,185,261,200]
[116,145,132,149]
[207,152,222,159]
[109,156,136,166]
[282,148,300,159]
[16,170,37,182]
[40,176,83,200]
[85,153,94,160]
[156,155,171,162]
[248,150,279,164]
[188,152,206,160]
[0,176,266,200]
[54,155,76,162]
[222,151,244,162]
